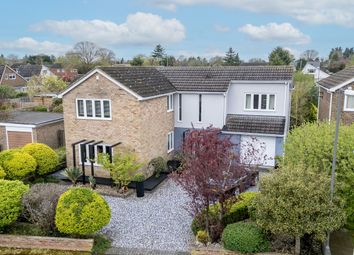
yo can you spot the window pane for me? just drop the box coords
[245,94,251,109]
[103,100,110,118]
[77,100,84,117]
[86,100,93,117]
[168,134,171,150]
[253,94,259,109]
[198,94,202,122]
[95,100,102,117]
[261,94,267,109]
[269,95,275,110]
[167,96,169,110]
[346,95,354,109]
[178,94,182,121]
[96,145,104,154]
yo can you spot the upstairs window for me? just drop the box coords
[245,93,275,111]
[167,94,173,112]
[8,73,16,80]
[76,99,111,119]
[198,94,202,122]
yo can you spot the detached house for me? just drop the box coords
[12,64,54,81]
[0,65,27,90]
[59,66,293,177]
[317,66,354,124]
[302,61,329,81]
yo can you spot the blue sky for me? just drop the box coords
[1,0,354,61]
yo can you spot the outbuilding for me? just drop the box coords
[0,111,64,150]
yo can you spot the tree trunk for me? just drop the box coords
[295,236,301,255]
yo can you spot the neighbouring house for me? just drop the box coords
[59,66,293,178]
[317,66,354,124]
[48,64,79,82]
[12,64,55,81]
[302,61,329,81]
[0,65,27,91]
[0,111,64,150]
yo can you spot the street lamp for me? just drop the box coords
[324,89,343,255]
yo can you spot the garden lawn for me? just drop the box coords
[101,178,193,252]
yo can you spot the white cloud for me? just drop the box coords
[30,12,185,46]
[151,0,354,27]
[214,25,230,33]
[0,37,71,55]
[239,22,311,44]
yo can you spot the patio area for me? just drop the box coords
[101,178,194,253]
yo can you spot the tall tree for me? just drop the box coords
[291,72,317,128]
[252,165,345,255]
[223,47,241,66]
[300,49,319,61]
[151,44,166,59]
[97,48,116,66]
[268,47,293,65]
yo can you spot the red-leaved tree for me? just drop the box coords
[172,127,251,236]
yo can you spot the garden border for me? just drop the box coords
[0,234,93,252]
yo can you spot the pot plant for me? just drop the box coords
[133,173,145,197]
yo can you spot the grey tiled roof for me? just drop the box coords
[223,114,286,135]
[13,64,42,78]
[100,67,176,97]
[0,111,63,126]
[158,66,294,92]
[318,66,354,90]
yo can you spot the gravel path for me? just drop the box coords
[101,178,194,253]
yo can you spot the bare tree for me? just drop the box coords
[97,48,116,65]
[301,50,319,61]
[73,41,100,67]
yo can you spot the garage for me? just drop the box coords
[240,135,276,167]
[7,129,33,149]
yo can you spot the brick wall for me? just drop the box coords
[1,66,26,87]
[33,121,64,149]
[318,87,331,122]
[62,73,174,177]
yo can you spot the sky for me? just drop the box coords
[1,0,354,61]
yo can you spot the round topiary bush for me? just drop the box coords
[0,180,29,228]
[0,166,5,179]
[55,187,111,235]
[222,222,269,253]
[2,152,37,180]
[22,143,59,176]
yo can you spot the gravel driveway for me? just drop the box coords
[101,178,194,253]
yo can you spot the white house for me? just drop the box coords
[302,61,329,81]
[159,66,293,167]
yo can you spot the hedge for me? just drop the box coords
[23,143,59,176]
[0,180,29,228]
[55,187,111,235]
[1,151,37,180]
[222,222,269,253]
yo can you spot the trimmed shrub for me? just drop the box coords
[55,147,66,164]
[23,143,59,176]
[196,230,210,245]
[222,192,258,226]
[2,152,37,180]
[0,180,29,228]
[149,157,166,177]
[55,187,111,235]
[0,166,5,179]
[222,222,269,253]
[22,183,67,232]
[32,105,48,112]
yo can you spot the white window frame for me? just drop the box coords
[343,90,354,112]
[178,94,182,122]
[167,131,174,153]
[167,94,174,112]
[244,93,276,111]
[8,73,16,80]
[78,143,112,166]
[76,98,112,120]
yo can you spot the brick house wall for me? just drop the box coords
[62,73,174,177]
[33,121,64,149]
[1,66,27,87]
[319,83,354,124]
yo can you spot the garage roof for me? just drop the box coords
[0,111,63,126]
